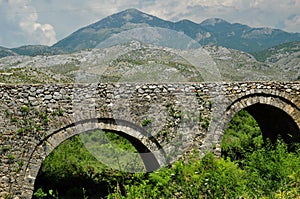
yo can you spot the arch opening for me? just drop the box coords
[245,103,300,144]
[33,129,150,198]
[26,118,164,198]
[221,101,300,160]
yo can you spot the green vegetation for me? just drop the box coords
[107,141,300,199]
[221,109,263,161]
[141,118,152,127]
[34,110,300,198]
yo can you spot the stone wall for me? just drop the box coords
[0,81,299,198]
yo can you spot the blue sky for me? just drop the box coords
[0,0,299,48]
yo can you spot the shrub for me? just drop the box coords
[109,152,246,199]
[242,140,300,198]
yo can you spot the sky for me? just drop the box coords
[0,0,300,48]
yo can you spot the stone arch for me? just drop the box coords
[209,92,300,154]
[22,118,165,197]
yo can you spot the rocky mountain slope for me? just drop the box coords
[251,41,300,80]
[251,42,300,62]
[0,41,297,84]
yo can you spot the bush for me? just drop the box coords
[242,140,300,198]
[109,152,246,199]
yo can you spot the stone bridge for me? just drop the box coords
[0,81,299,198]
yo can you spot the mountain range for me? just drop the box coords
[53,8,300,53]
[1,8,300,57]
[0,8,299,83]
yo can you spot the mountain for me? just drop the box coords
[0,45,67,59]
[251,41,300,62]
[198,18,300,52]
[0,46,18,58]
[53,8,174,52]
[11,45,66,56]
[52,8,300,53]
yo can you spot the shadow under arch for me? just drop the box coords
[245,103,300,143]
[210,93,300,154]
[23,118,165,197]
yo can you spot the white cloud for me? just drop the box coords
[0,0,57,47]
[284,15,300,33]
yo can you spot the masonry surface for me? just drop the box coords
[0,82,299,198]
